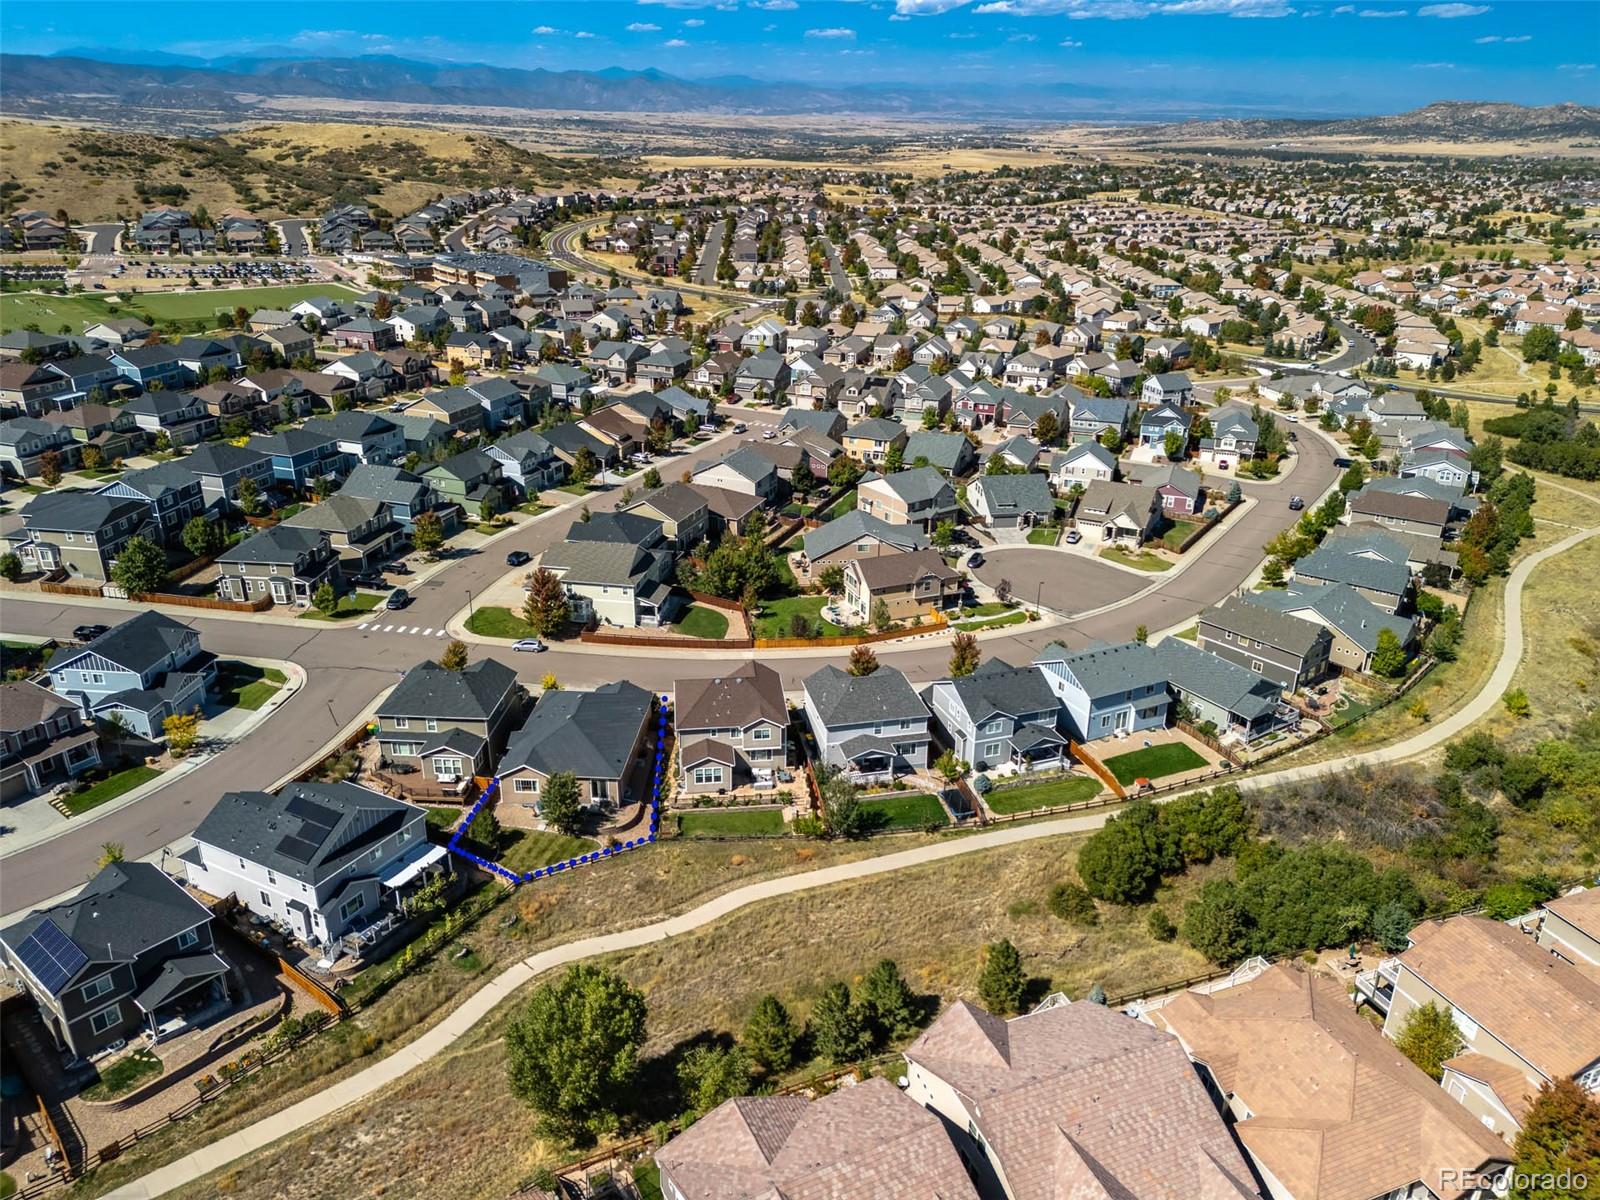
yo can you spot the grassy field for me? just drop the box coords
[1100,743,1208,785]
[463,606,540,640]
[678,808,786,837]
[752,595,845,639]
[299,593,382,622]
[955,610,1028,632]
[214,663,287,712]
[672,604,730,640]
[860,793,947,831]
[1159,518,1204,552]
[496,830,600,875]
[62,765,162,815]
[984,775,1103,814]
[0,282,358,334]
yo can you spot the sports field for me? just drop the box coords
[0,282,359,334]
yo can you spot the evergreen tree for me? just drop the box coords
[977,938,1025,1015]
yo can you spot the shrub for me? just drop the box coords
[1147,907,1177,942]
[1046,882,1099,926]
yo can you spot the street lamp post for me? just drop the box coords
[467,586,476,617]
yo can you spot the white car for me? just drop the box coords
[512,638,547,653]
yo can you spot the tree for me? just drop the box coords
[413,511,445,558]
[1511,1079,1600,1200]
[0,552,23,583]
[521,567,571,638]
[504,964,648,1141]
[820,767,865,838]
[1393,1001,1463,1081]
[1372,900,1415,953]
[642,466,663,490]
[1076,800,1174,904]
[571,446,599,484]
[949,630,980,678]
[80,444,103,472]
[933,749,968,787]
[308,579,336,615]
[817,564,846,597]
[676,1044,753,1116]
[871,596,893,632]
[1371,627,1407,678]
[181,516,222,559]
[743,994,800,1075]
[977,938,1025,1015]
[856,959,919,1045]
[1522,324,1560,364]
[807,981,870,1065]
[1034,410,1059,445]
[439,639,470,672]
[39,449,61,487]
[1503,688,1532,719]
[1182,878,1253,964]
[111,535,168,596]
[1047,882,1099,926]
[827,455,862,490]
[162,709,201,756]
[1163,429,1186,461]
[931,519,956,549]
[236,474,263,517]
[847,644,879,676]
[540,771,585,838]
[97,842,125,869]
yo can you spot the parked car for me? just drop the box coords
[1065,530,1082,545]
[346,572,386,590]
[967,551,985,568]
[506,550,531,567]
[72,624,109,643]
[512,638,547,653]
[731,422,747,434]
[386,588,411,610]
[1288,495,1305,511]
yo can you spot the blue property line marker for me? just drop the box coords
[445,695,670,884]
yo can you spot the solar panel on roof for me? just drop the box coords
[276,835,322,865]
[16,918,89,994]
[284,795,339,831]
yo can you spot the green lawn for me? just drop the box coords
[214,663,287,711]
[860,793,948,831]
[673,604,730,639]
[1101,546,1172,572]
[1,283,358,334]
[752,594,846,639]
[425,806,464,834]
[633,1160,663,1200]
[299,592,382,621]
[1101,743,1209,785]
[984,775,1102,814]
[678,808,786,837]
[80,1048,163,1102]
[1173,625,1199,642]
[955,611,1028,632]
[62,766,162,815]
[496,829,599,874]
[464,606,541,640]
[822,488,858,520]
[1159,518,1204,552]
[1026,526,1059,546]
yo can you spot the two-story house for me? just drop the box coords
[856,467,958,533]
[0,681,102,801]
[338,464,448,532]
[538,512,679,628]
[94,462,207,544]
[280,494,400,575]
[483,430,564,498]
[842,548,961,627]
[215,525,341,607]
[691,446,782,504]
[373,659,524,786]
[1032,640,1173,744]
[0,416,79,480]
[675,662,788,795]
[6,491,154,582]
[1196,594,1333,692]
[424,448,505,514]
[841,417,910,468]
[496,681,655,826]
[926,659,1069,774]
[247,427,351,493]
[182,443,275,512]
[46,610,216,740]
[802,664,931,782]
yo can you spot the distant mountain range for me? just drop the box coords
[2,50,1597,135]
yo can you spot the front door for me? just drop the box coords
[270,579,291,604]
[1114,708,1130,732]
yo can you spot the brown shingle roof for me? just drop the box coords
[1541,886,1600,942]
[0,681,77,732]
[1152,964,1510,1200]
[1441,1051,1536,1125]
[675,661,787,733]
[853,547,961,591]
[1398,916,1600,1081]
[907,999,1257,1200]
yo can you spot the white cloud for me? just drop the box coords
[949,30,979,36]
[840,47,877,54]
[805,26,857,37]
[627,21,662,30]
[1358,7,1406,15]
[893,0,972,12]
[955,0,1296,17]
[1477,32,1530,42]
[1060,36,1084,43]
[684,17,706,25]
[1009,31,1039,39]
[1504,33,1531,40]
[1413,60,1456,68]
[664,37,690,46]
[750,0,798,8]
[532,25,560,34]
[1558,62,1595,70]
[575,30,596,38]
[890,11,912,17]
[1332,4,1354,10]
[1417,2,1488,16]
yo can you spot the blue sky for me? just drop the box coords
[3,0,1597,115]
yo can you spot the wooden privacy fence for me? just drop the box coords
[581,628,756,650]
[1068,740,1126,799]
[756,612,949,650]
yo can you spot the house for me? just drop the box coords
[1140,371,1194,406]
[541,421,620,476]
[802,664,931,782]
[304,411,406,467]
[0,681,102,802]
[927,659,1068,774]
[6,492,153,582]
[1251,582,1415,675]
[857,467,958,532]
[655,1077,980,1200]
[968,473,1055,530]
[0,862,230,1060]
[47,611,215,741]
[903,430,977,477]
[1033,640,1172,744]
[321,352,397,401]
[281,494,400,574]
[497,681,655,825]
[1293,528,1414,614]
[1362,915,1600,1140]
[675,662,789,795]
[406,387,485,437]
[1197,594,1333,691]
[1345,487,1454,541]
[1150,964,1514,1200]
[331,317,398,352]
[1197,405,1260,467]
[1067,393,1133,445]
[95,462,207,543]
[538,528,678,628]
[1074,480,1160,545]
[904,998,1258,1200]
[1153,637,1291,743]
[621,482,711,552]
[691,446,781,503]
[121,390,216,447]
[484,430,564,497]
[339,464,446,532]
[1123,462,1205,517]
[1049,440,1117,488]
[424,449,505,514]
[373,660,523,786]
[1139,403,1192,453]
[184,781,441,947]
[1537,887,1600,971]
[841,417,909,468]
[216,525,341,607]
[799,509,929,571]
[259,325,316,363]
[247,427,350,492]
[842,548,961,627]
[0,416,79,479]
[732,350,791,402]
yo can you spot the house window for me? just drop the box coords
[88,1005,122,1035]
[1452,1009,1480,1041]
[750,726,773,742]
[432,757,464,779]
[80,975,115,1003]
[981,741,1002,761]
[1251,660,1264,674]
[426,719,438,733]
[514,778,539,794]
[692,765,723,786]
[266,870,276,886]
[393,718,409,730]
[177,928,200,951]
[982,719,1004,734]
[340,894,366,921]
[260,890,272,908]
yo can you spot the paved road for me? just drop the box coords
[73,224,122,255]
[817,236,850,295]
[104,496,1600,1200]
[1323,321,1375,373]
[274,220,312,257]
[695,219,725,286]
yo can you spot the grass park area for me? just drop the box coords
[215,663,287,711]
[678,808,786,837]
[860,792,947,831]
[299,593,382,622]
[752,595,845,639]
[1100,743,1208,785]
[1101,546,1172,572]
[672,604,730,640]
[983,775,1103,815]
[0,282,359,334]
[80,1047,163,1102]
[464,607,540,640]
[61,765,163,816]
[495,830,601,875]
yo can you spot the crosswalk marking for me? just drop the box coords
[349,621,449,640]
[357,622,369,630]
[421,628,434,636]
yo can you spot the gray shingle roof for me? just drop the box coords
[973,473,1053,515]
[219,524,328,565]
[944,659,1057,724]
[803,510,928,561]
[501,681,653,781]
[1202,594,1331,657]
[1034,640,1168,698]
[341,464,430,505]
[1154,638,1281,722]
[19,490,147,533]
[866,465,952,506]
[62,610,195,675]
[540,539,661,586]
[1252,582,1415,655]
[804,664,928,729]
[1294,529,1413,597]
[378,659,517,722]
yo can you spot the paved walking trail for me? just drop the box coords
[107,515,1600,1200]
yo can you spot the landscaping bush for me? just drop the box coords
[1046,882,1099,926]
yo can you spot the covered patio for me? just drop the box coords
[133,952,233,1044]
